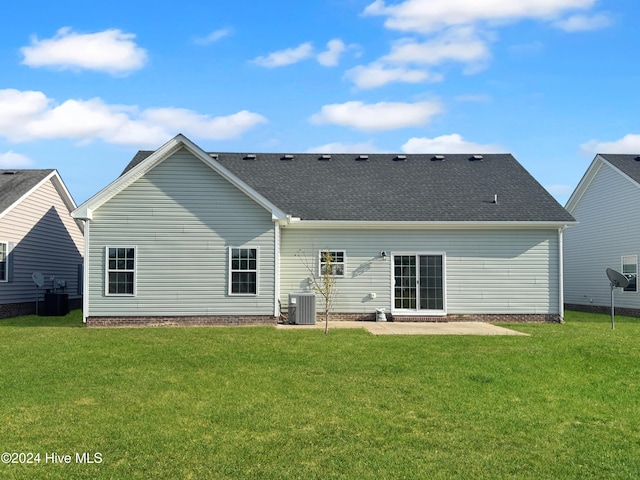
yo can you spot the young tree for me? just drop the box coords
[296,249,338,334]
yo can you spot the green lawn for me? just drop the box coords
[1,310,639,479]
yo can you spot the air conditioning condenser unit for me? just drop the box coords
[288,293,316,325]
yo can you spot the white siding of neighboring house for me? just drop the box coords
[564,161,640,309]
[86,148,276,317]
[0,178,84,304]
[280,227,560,315]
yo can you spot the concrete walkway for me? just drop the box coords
[276,321,529,336]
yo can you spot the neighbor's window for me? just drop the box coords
[0,242,7,282]
[230,247,258,295]
[319,250,345,277]
[622,255,637,293]
[106,247,136,295]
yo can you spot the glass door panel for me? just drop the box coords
[419,255,443,310]
[394,255,416,309]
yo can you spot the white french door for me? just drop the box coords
[393,254,445,315]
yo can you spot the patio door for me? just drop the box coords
[393,254,445,314]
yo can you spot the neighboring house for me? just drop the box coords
[72,134,575,326]
[564,154,640,315]
[0,169,84,318]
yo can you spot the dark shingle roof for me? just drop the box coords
[599,154,640,184]
[0,169,54,215]
[123,152,574,223]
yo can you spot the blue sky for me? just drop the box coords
[0,0,637,205]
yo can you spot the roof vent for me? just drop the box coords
[470,155,483,161]
[393,155,406,161]
[208,153,218,159]
[244,154,257,160]
[2,171,18,175]
[319,154,331,161]
[432,155,445,161]
[635,156,640,161]
[357,155,369,161]
[281,154,294,160]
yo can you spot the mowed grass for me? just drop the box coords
[1,311,639,479]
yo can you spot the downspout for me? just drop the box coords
[558,226,566,323]
[82,220,91,324]
[274,221,281,319]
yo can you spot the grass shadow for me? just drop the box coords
[565,309,639,325]
[0,309,85,327]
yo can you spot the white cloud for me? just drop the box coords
[21,27,147,75]
[356,0,605,89]
[554,13,612,32]
[310,100,442,132]
[363,0,596,33]
[345,63,440,89]
[401,134,503,153]
[581,134,640,155]
[317,39,347,67]
[141,108,267,140]
[383,27,491,67]
[251,42,314,68]
[0,88,267,146]
[0,151,34,168]
[194,28,234,45]
[306,141,384,153]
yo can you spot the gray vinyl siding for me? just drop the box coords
[87,148,276,316]
[564,162,640,309]
[280,227,560,315]
[0,179,84,304]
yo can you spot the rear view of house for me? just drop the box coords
[0,170,84,318]
[72,134,575,326]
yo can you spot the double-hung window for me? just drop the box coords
[0,242,7,282]
[229,247,258,295]
[622,255,638,293]
[106,247,136,295]
[319,250,345,277]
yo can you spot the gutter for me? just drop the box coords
[558,225,567,323]
[82,220,90,324]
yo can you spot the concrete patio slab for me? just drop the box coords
[276,321,529,336]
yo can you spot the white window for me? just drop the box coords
[106,247,136,295]
[229,247,258,295]
[319,250,345,277]
[622,255,637,293]
[0,242,7,282]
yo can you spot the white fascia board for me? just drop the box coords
[71,134,289,222]
[0,170,75,222]
[283,220,576,230]
[178,136,289,221]
[565,154,640,213]
[49,170,84,233]
[72,136,184,220]
[564,155,603,213]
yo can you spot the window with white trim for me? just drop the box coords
[319,250,345,277]
[0,242,7,282]
[229,247,258,295]
[106,247,136,295]
[622,255,637,293]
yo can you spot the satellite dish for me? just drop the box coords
[606,268,629,288]
[606,268,630,330]
[32,272,45,288]
[32,272,45,316]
